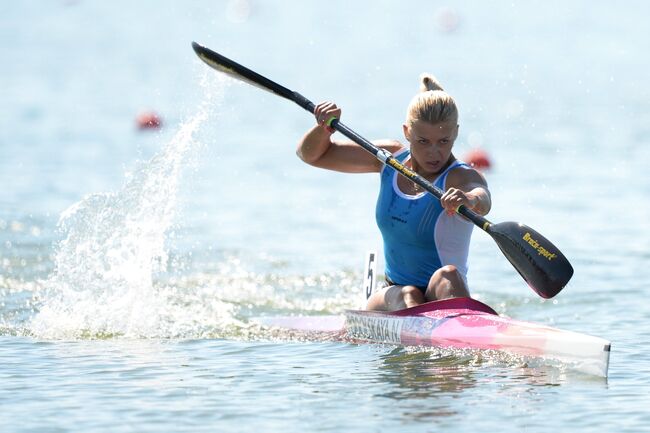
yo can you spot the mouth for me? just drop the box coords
[425,160,441,170]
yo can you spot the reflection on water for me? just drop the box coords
[378,347,481,398]
[365,345,607,424]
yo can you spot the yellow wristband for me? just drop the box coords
[323,116,336,134]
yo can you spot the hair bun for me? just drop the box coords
[407,74,457,126]
[420,73,444,92]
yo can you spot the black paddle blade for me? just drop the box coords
[191,42,298,103]
[487,222,573,298]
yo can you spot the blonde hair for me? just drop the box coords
[406,73,458,126]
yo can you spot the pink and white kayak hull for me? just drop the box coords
[259,297,611,377]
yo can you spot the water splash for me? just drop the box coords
[28,75,233,339]
[14,57,376,341]
[24,70,363,340]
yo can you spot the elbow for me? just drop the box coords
[296,145,322,166]
[296,148,305,162]
[296,148,313,165]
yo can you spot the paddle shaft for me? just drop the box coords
[189,43,489,230]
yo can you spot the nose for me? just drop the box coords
[429,143,443,159]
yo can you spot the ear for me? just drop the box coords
[403,124,411,142]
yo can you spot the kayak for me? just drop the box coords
[259,297,611,377]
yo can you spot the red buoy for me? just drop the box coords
[463,148,492,171]
[136,111,162,130]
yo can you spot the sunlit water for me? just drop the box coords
[2,1,650,432]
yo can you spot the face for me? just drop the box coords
[403,119,459,175]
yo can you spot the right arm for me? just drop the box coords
[296,102,402,173]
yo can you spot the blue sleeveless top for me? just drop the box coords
[375,149,474,288]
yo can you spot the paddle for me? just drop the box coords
[191,41,573,299]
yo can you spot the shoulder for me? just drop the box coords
[374,139,407,170]
[445,160,488,190]
[375,139,405,154]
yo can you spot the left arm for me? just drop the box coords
[440,165,491,216]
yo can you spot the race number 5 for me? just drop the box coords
[363,251,377,300]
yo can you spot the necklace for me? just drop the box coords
[408,162,426,194]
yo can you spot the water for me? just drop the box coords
[2,1,650,432]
